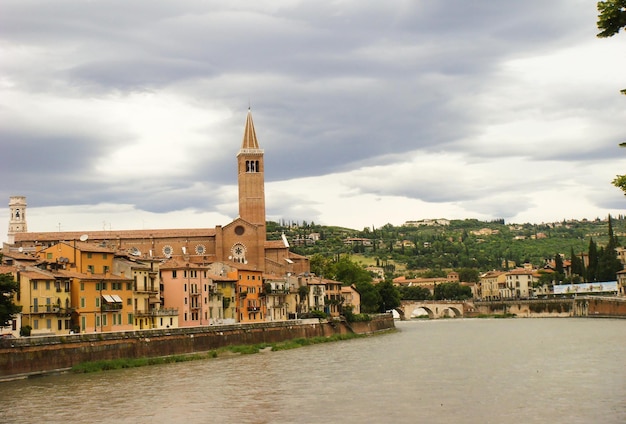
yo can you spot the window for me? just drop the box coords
[102,314,107,326]
[80,297,85,308]
[87,265,94,274]
[102,253,108,259]
[127,298,132,305]
[34,319,39,330]
[184,312,188,321]
[127,282,132,290]
[45,281,50,290]
[33,281,38,290]
[87,253,92,258]
[46,319,51,329]
[184,283,187,292]
[80,282,84,291]
[47,253,53,260]
[81,316,86,331]
[103,266,109,274]
[172,270,177,278]
[128,313,133,324]
[95,297,100,308]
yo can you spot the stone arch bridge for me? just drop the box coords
[396,300,474,320]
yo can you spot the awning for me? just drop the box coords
[102,294,123,303]
[102,294,115,303]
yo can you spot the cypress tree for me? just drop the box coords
[587,238,598,281]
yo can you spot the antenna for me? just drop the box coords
[79,234,89,242]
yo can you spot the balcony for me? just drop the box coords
[247,306,260,312]
[102,303,123,311]
[135,287,158,294]
[134,308,178,317]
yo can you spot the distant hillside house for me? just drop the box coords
[404,219,450,227]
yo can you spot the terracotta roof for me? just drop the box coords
[1,250,38,261]
[55,269,132,281]
[0,265,17,274]
[265,240,287,249]
[19,269,55,280]
[14,228,217,242]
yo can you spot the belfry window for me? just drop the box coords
[245,160,260,173]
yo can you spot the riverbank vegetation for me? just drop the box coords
[70,331,392,374]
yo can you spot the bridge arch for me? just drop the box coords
[397,301,466,320]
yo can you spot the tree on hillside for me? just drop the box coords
[433,282,472,301]
[309,253,333,277]
[569,247,585,282]
[587,239,599,281]
[0,273,21,326]
[354,281,382,314]
[376,280,401,312]
[397,285,432,301]
[330,256,372,286]
[456,268,480,283]
[596,215,623,281]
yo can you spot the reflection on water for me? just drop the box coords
[1,318,625,424]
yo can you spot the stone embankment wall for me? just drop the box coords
[0,314,394,380]
[585,297,626,317]
[473,297,626,318]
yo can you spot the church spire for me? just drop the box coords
[241,108,260,150]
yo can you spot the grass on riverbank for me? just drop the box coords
[71,331,392,374]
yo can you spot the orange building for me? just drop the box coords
[38,242,134,333]
[236,267,266,322]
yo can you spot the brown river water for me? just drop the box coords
[1,318,624,423]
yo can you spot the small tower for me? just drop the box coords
[237,109,266,234]
[8,196,28,244]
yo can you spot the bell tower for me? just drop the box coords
[237,109,266,236]
[8,195,28,244]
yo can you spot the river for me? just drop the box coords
[1,318,624,423]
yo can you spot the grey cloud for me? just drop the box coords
[1,0,623,223]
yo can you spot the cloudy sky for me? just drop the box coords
[2,0,626,243]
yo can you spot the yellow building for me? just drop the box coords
[479,270,506,301]
[16,267,72,335]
